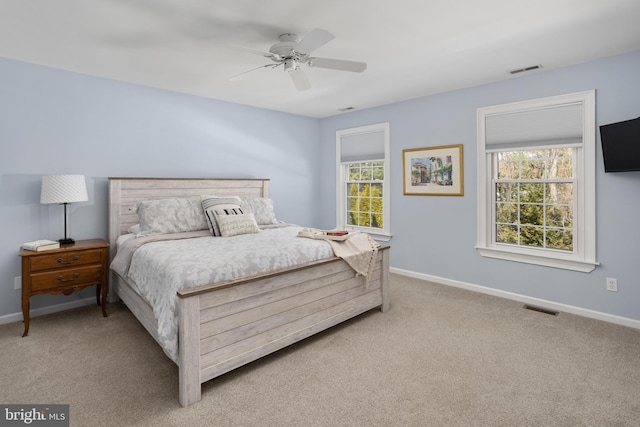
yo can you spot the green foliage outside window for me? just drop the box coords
[346,161,384,229]
[495,149,574,251]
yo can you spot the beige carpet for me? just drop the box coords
[1,274,639,426]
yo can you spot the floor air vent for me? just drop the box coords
[523,304,559,316]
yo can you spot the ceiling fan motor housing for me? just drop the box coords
[269,33,299,61]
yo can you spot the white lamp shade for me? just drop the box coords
[40,175,89,204]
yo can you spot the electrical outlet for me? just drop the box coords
[14,276,21,290]
[606,277,618,292]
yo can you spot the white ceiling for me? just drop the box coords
[1,0,639,118]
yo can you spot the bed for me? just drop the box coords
[108,177,390,407]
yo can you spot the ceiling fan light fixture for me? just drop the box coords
[284,58,297,71]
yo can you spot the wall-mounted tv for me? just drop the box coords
[599,116,640,173]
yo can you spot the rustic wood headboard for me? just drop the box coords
[108,177,270,260]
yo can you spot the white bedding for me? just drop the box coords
[113,225,334,361]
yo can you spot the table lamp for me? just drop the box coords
[40,175,88,244]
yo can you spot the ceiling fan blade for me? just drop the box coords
[230,64,278,81]
[289,68,311,91]
[308,57,367,73]
[293,28,335,55]
[228,44,280,61]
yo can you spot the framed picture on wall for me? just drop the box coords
[402,144,464,196]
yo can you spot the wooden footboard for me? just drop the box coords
[177,246,389,407]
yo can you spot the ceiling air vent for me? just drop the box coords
[510,64,543,75]
[338,106,356,112]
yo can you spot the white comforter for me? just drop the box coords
[112,225,334,362]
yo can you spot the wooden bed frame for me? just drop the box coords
[108,177,390,407]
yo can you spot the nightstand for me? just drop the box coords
[19,238,109,337]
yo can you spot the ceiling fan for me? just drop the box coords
[230,28,367,90]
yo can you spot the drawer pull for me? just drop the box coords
[57,273,80,282]
[57,256,79,265]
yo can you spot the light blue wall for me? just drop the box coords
[0,58,321,317]
[2,50,640,323]
[319,50,640,321]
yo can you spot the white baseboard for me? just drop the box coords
[0,297,96,327]
[4,270,639,331]
[391,267,640,330]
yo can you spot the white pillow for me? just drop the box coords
[239,197,278,225]
[213,212,260,237]
[135,197,208,236]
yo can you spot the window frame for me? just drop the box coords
[336,122,391,241]
[476,91,598,272]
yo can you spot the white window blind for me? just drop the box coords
[485,103,583,152]
[340,130,386,162]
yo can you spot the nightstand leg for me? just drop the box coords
[101,283,108,317]
[96,284,101,306]
[22,297,30,337]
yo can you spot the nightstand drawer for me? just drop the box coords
[29,249,103,272]
[30,265,103,292]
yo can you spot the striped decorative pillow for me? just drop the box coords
[200,195,243,236]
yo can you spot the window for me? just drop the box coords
[336,122,391,240]
[477,91,597,272]
[495,148,575,250]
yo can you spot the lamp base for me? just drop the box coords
[58,238,75,245]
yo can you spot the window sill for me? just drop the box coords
[343,227,392,242]
[371,232,392,242]
[476,246,598,273]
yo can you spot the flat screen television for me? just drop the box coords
[599,116,640,173]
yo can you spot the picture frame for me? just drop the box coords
[402,144,464,196]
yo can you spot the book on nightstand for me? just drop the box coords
[22,239,61,252]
